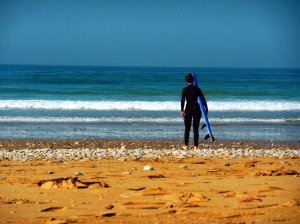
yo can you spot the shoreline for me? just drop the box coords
[1,139,299,162]
[1,139,299,150]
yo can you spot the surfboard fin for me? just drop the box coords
[201,124,206,130]
[202,134,216,143]
[204,134,210,140]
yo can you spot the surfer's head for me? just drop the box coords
[185,73,193,83]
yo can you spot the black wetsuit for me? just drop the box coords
[181,84,207,147]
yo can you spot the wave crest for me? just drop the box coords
[0,100,299,111]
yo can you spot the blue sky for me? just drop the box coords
[1,0,299,68]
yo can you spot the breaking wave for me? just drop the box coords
[0,100,299,111]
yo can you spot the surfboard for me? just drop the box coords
[192,73,215,142]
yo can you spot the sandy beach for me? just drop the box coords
[0,140,299,224]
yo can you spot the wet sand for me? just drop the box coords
[0,140,299,224]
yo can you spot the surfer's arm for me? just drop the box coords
[181,89,186,112]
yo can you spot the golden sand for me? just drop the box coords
[0,140,299,223]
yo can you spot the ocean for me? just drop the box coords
[0,65,299,141]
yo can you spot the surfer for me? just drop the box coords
[181,73,208,149]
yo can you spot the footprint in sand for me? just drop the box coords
[123,201,165,210]
[40,207,65,212]
[37,177,109,189]
[215,190,236,198]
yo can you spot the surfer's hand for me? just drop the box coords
[181,111,186,117]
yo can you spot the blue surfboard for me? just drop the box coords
[192,73,215,142]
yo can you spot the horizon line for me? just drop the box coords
[0,63,299,70]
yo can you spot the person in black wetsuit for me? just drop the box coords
[181,73,207,149]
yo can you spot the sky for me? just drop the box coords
[0,0,300,68]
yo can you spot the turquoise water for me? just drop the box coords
[0,65,299,141]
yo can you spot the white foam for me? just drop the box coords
[0,116,296,124]
[211,101,300,111]
[0,100,175,111]
[0,100,299,111]
[0,116,179,123]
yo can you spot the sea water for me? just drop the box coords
[0,65,299,141]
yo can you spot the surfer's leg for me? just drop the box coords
[193,113,201,147]
[184,113,192,146]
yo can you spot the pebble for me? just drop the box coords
[0,147,299,162]
[179,165,188,169]
[144,165,154,171]
[74,172,84,176]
